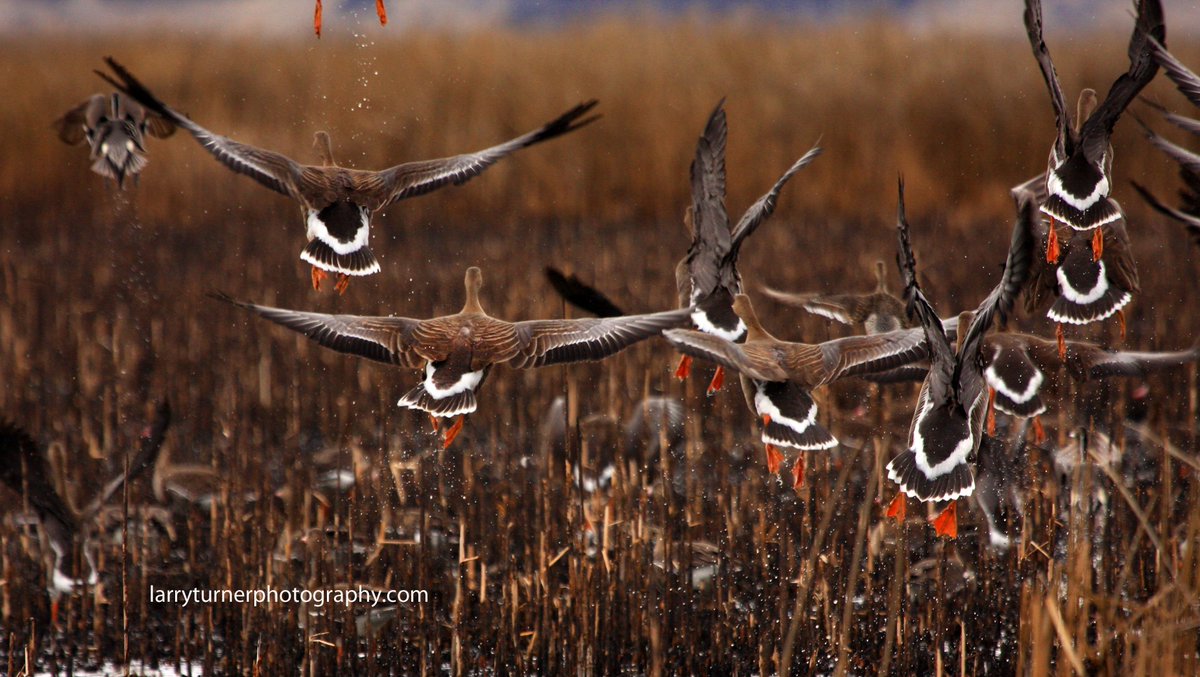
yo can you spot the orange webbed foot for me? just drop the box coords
[932,502,958,538]
[1117,309,1127,340]
[311,266,328,291]
[674,355,693,381]
[1092,228,1104,262]
[1031,416,1046,445]
[334,273,350,296]
[1046,221,1061,264]
[790,457,805,490]
[1056,324,1067,360]
[764,442,784,475]
[428,414,440,433]
[51,598,61,628]
[376,0,388,25]
[986,387,997,436]
[442,417,464,449]
[886,493,907,523]
[314,0,323,37]
[706,366,725,396]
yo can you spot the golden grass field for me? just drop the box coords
[1,17,1199,675]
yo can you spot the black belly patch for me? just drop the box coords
[318,200,366,242]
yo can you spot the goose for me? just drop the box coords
[0,403,169,625]
[97,57,599,293]
[215,267,692,447]
[53,92,175,188]
[664,293,929,488]
[885,182,1035,538]
[1021,0,1163,262]
[674,100,821,395]
[760,260,908,336]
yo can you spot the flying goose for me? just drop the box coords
[1022,0,1163,262]
[0,403,170,625]
[97,57,599,294]
[216,267,692,447]
[53,92,176,188]
[885,182,1035,538]
[760,260,909,335]
[664,293,929,488]
[674,100,821,394]
[1023,199,1138,354]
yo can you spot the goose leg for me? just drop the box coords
[51,598,61,628]
[334,273,351,296]
[428,414,440,433]
[1092,229,1103,262]
[986,387,997,436]
[1031,416,1046,445]
[706,366,725,396]
[1056,324,1066,360]
[791,456,804,490]
[442,417,464,449]
[932,501,958,538]
[673,355,693,381]
[311,266,328,291]
[886,492,907,523]
[376,0,388,25]
[1046,220,1061,264]
[314,0,322,37]
[1117,309,1126,340]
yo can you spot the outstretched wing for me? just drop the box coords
[1076,0,1164,163]
[543,266,628,318]
[365,100,599,207]
[1078,342,1200,379]
[53,94,107,145]
[895,177,955,403]
[661,328,787,382]
[1023,0,1070,155]
[810,327,930,384]
[682,99,731,303]
[1146,35,1199,109]
[510,308,691,369]
[956,194,1036,410]
[728,144,822,251]
[97,58,305,200]
[211,292,425,367]
[83,400,171,518]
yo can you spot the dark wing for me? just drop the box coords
[1076,0,1164,163]
[1135,115,1200,176]
[117,94,176,139]
[510,308,692,369]
[97,58,305,199]
[804,326,930,385]
[682,100,730,302]
[895,177,955,402]
[759,287,866,325]
[728,144,821,250]
[211,292,424,367]
[958,194,1037,384]
[543,267,627,318]
[661,328,787,382]
[1101,207,1140,295]
[1148,36,1200,108]
[1132,181,1200,233]
[82,400,171,518]
[53,94,106,145]
[366,100,599,207]
[0,422,78,531]
[1023,0,1070,154]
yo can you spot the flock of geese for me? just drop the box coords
[9,0,1200,627]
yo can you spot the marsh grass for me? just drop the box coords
[0,18,1198,674]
